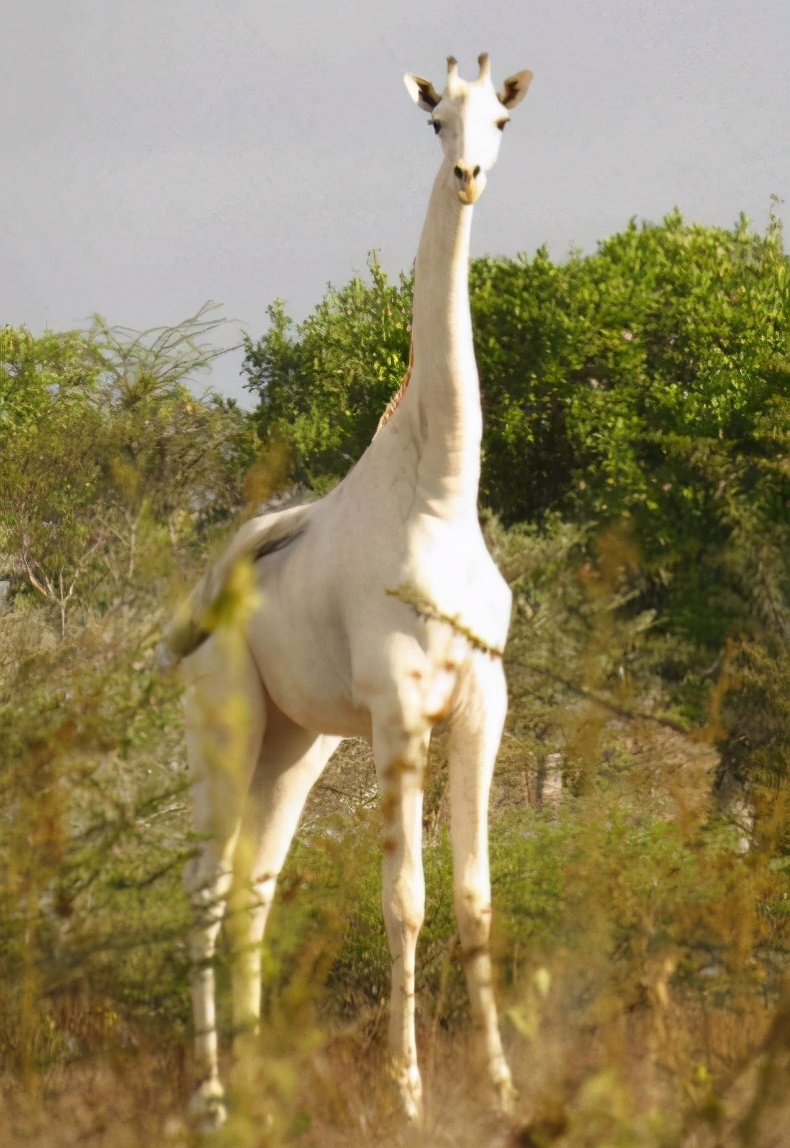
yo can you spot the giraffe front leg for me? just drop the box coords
[373,722,430,1122]
[448,654,514,1115]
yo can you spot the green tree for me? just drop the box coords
[0,306,257,634]
[242,254,412,491]
[0,324,103,435]
[474,211,790,649]
[243,214,790,653]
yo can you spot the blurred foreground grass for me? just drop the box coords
[2,512,789,1148]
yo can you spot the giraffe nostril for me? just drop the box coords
[454,165,464,181]
[473,166,480,178]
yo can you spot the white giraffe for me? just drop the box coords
[165,53,532,1126]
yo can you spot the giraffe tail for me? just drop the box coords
[159,501,314,668]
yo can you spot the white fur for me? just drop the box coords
[176,54,531,1125]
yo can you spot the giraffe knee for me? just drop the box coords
[184,857,234,958]
[454,882,492,950]
[386,876,425,938]
[250,869,279,910]
[184,854,232,900]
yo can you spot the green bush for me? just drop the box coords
[474,211,790,655]
[1,307,256,634]
[242,254,412,491]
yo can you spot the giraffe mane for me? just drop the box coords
[376,340,415,434]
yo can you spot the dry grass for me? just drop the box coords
[2,710,788,1148]
[2,518,789,1148]
[0,981,785,1148]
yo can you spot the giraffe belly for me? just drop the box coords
[244,559,371,739]
[240,501,511,739]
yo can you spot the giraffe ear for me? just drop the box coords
[497,70,533,110]
[404,73,441,112]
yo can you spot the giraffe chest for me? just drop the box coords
[382,514,512,657]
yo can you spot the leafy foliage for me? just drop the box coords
[0,325,103,433]
[0,306,256,634]
[243,212,790,753]
[243,214,790,547]
[242,254,412,490]
[473,211,790,657]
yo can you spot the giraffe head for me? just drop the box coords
[404,54,532,205]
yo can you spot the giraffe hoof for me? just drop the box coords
[393,1062,423,1123]
[188,1078,228,1132]
[493,1070,517,1117]
[402,1089,423,1124]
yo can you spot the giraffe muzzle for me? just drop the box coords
[454,164,484,205]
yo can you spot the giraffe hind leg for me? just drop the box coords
[229,717,341,1053]
[181,633,267,1129]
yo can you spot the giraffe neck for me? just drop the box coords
[407,159,482,513]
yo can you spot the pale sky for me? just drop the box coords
[2,0,788,404]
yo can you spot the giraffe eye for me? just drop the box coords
[430,119,441,135]
[496,118,509,131]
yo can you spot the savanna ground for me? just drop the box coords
[2,213,790,1146]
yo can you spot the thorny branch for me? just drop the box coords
[389,581,690,735]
